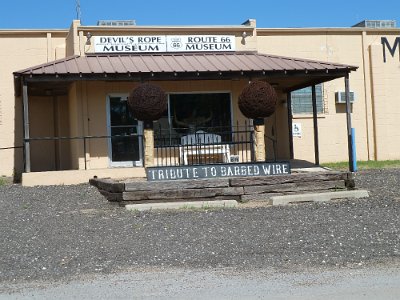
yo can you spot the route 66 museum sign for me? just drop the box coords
[94,35,236,53]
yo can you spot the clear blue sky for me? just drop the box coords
[0,0,399,29]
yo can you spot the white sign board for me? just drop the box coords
[166,35,235,52]
[292,123,302,137]
[94,35,235,53]
[94,36,167,53]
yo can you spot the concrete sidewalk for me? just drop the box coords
[2,265,399,300]
[124,190,369,211]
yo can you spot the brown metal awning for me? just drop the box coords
[14,52,357,92]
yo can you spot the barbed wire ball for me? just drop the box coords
[128,83,167,121]
[238,81,277,119]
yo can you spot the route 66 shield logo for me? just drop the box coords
[170,37,182,50]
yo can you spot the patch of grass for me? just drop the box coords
[179,204,214,211]
[132,223,142,230]
[22,203,30,209]
[178,203,222,211]
[322,160,400,171]
[0,177,7,186]
[181,203,237,211]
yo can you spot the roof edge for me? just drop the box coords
[77,25,254,34]
[13,52,358,77]
[257,27,400,34]
[0,29,68,36]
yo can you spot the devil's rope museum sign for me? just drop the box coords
[94,35,236,53]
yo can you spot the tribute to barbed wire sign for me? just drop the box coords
[146,162,291,181]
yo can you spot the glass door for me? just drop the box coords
[107,95,143,167]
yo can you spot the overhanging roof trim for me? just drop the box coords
[14,52,358,77]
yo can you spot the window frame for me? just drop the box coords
[291,84,324,115]
[155,91,234,144]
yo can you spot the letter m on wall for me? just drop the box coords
[381,37,400,63]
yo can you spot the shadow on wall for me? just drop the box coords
[335,104,353,114]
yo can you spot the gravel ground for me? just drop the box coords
[0,169,399,284]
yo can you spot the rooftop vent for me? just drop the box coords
[97,20,136,26]
[352,20,396,28]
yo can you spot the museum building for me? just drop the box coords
[0,19,399,185]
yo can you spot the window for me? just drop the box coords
[155,93,232,145]
[291,84,324,114]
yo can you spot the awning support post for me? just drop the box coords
[22,79,31,172]
[311,85,319,165]
[287,92,294,159]
[345,73,356,173]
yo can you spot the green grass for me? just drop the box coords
[179,204,214,210]
[322,160,400,171]
[0,177,7,186]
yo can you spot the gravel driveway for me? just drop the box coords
[0,169,399,284]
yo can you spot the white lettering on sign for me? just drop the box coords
[94,36,167,53]
[146,162,291,181]
[94,35,235,53]
[166,35,235,52]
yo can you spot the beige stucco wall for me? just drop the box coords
[257,32,364,163]
[257,29,400,163]
[29,96,55,171]
[27,94,71,171]
[26,94,71,172]
[264,93,290,160]
[367,35,400,160]
[68,82,86,170]
[22,167,146,186]
[0,31,67,177]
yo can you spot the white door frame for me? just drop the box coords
[106,94,143,167]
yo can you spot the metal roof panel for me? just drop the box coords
[14,52,358,76]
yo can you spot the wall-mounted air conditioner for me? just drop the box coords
[335,91,355,104]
